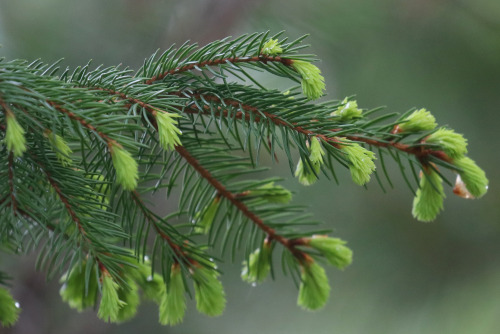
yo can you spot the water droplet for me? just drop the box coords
[146,275,153,282]
[143,255,150,262]
[15,302,20,308]
[251,282,257,287]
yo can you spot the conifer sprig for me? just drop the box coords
[0,32,488,327]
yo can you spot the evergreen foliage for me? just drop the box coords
[412,168,445,222]
[0,31,488,327]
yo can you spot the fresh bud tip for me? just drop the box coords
[261,39,283,56]
[291,60,326,100]
[5,113,27,157]
[109,143,139,190]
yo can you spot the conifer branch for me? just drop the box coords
[176,92,453,164]
[93,86,305,261]
[174,145,305,259]
[345,135,452,163]
[145,55,293,84]
[27,153,115,280]
[47,101,115,145]
[161,91,451,183]
[0,195,36,226]
[130,190,185,258]
[0,32,488,326]
[31,155,88,243]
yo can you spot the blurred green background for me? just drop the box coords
[1,0,499,333]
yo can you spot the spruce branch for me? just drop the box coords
[145,55,294,85]
[130,190,198,266]
[27,153,118,277]
[47,101,115,145]
[164,89,454,182]
[174,145,300,256]
[82,86,310,263]
[0,32,489,327]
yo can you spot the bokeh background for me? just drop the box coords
[1,1,499,333]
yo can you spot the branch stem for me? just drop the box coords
[178,93,453,163]
[145,56,293,85]
[47,101,116,146]
[131,191,185,258]
[30,154,108,270]
[175,145,302,257]
[88,87,305,258]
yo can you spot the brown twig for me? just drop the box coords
[91,86,452,260]
[47,101,116,146]
[174,145,305,259]
[177,92,453,163]
[95,88,306,255]
[30,155,112,271]
[145,55,293,85]
[0,195,38,226]
[131,190,184,257]
[38,161,86,236]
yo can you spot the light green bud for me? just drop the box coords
[453,156,488,198]
[140,273,164,303]
[309,137,325,164]
[261,38,283,56]
[110,143,138,191]
[97,273,126,323]
[241,242,272,284]
[117,254,165,305]
[5,112,27,157]
[426,128,467,159]
[159,265,186,325]
[194,197,221,234]
[192,264,226,317]
[297,261,330,311]
[397,108,437,133]
[412,169,445,222]
[249,182,292,204]
[46,131,73,166]
[291,60,325,100]
[0,287,20,327]
[295,159,319,186]
[340,141,376,186]
[295,138,325,186]
[332,98,363,120]
[307,235,353,269]
[59,260,99,312]
[115,279,140,322]
[155,111,182,151]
